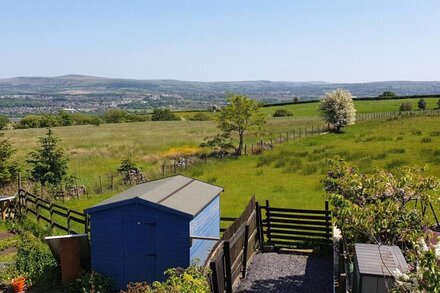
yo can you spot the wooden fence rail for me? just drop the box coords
[17,189,88,235]
[206,196,258,293]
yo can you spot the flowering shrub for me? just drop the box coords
[323,159,439,248]
[123,264,210,293]
[324,159,440,292]
[392,237,440,293]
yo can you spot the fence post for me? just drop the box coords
[244,144,247,155]
[293,129,296,140]
[255,202,264,251]
[17,173,22,192]
[85,213,89,234]
[99,176,103,194]
[35,198,40,223]
[75,177,80,198]
[270,139,273,149]
[111,175,115,191]
[265,200,272,244]
[67,210,71,234]
[286,132,289,142]
[279,134,282,144]
[162,163,166,177]
[242,225,250,278]
[209,261,220,293]
[223,241,233,293]
[50,203,54,229]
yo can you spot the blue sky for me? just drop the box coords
[1,0,439,82]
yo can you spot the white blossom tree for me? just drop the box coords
[319,88,356,132]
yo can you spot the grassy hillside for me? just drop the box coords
[181,116,440,216]
[261,97,440,117]
[4,116,323,187]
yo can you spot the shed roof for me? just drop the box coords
[355,243,408,277]
[86,175,223,217]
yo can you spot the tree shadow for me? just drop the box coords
[237,255,333,293]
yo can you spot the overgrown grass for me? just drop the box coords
[179,116,440,216]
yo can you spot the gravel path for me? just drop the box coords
[235,253,333,293]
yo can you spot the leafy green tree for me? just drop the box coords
[319,89,356,133]
[58,111,73,126]
[378,91,397,99]
[400,102,412,111]
[216,93,266,155]
[0,134,16,187]
[27,129,69,186]
[103,109,129,123]
[0,115,10,130]
[151,109,178,121]
[417,98,427,110]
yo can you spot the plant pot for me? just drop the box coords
[11,277,26,293]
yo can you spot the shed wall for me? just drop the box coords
[90,203,190,290]
[189,196,220,264]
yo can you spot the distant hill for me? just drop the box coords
[1,74,440,99]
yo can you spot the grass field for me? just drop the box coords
[2,100,440,218]
[261,97,440,117]
[180,116,440,216]
[3,116,323,187]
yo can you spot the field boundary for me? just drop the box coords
[16,189,89,235]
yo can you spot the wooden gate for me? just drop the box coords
[258,200,332,249]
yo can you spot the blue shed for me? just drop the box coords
[85,175,223,289]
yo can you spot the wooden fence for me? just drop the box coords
[258,200,332,249]
[357,109,440,122]
[17,189,88,235]
[206,196,258,293]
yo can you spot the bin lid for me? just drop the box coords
[355,243,408,276]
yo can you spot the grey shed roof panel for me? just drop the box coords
[355,243,408,276]
[90,175,223,217]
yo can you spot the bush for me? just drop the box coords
[16,233,60,289]
[64,271,115,293]
[152,109,179,121]
[123,264,210,293]
[378,91,396,99]
[417,98,427,110]
[421,137,432,143]
[324,160,439,249]
[399,102,412,111]
[188,113,211,121]
[272,109,293,117]
[0,115,10,130]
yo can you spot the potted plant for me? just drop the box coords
[11,276,26,292]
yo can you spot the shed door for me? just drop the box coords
[123,216,156,284]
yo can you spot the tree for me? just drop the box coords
[318,89,356,133]
[378,91,396,99]
[58,110,73,126]
[417,98,427,110]
[103,109,129,123]
[0,115,10,130]
[27,128,69,186]
[151,109,178,121]
[400,102,412,111]
[0,134,16,187]
[216,93,266,155]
